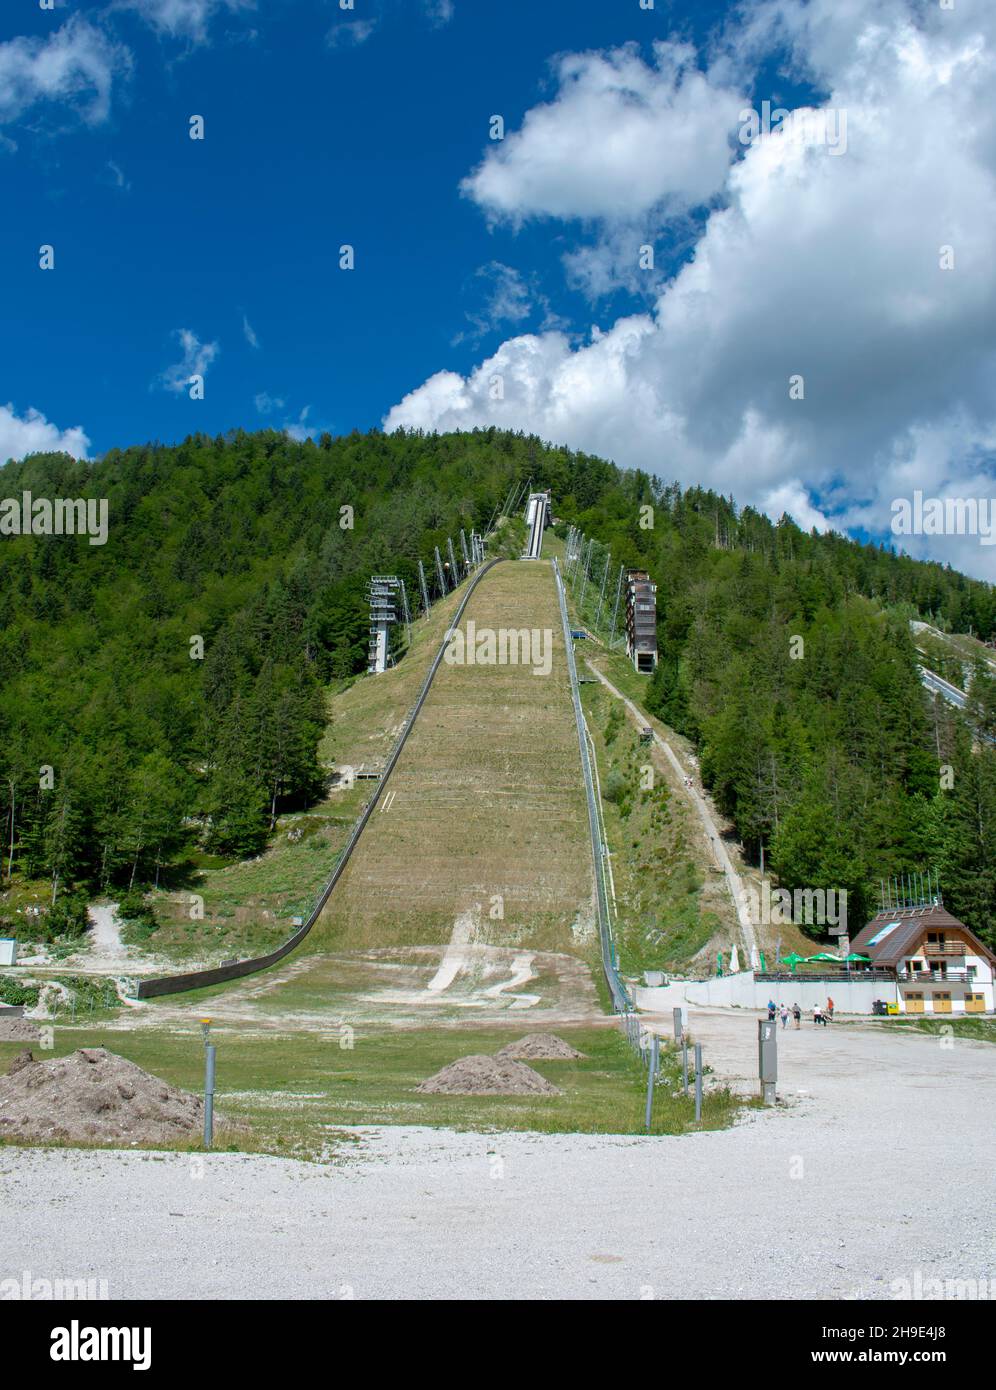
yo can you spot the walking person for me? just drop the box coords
[812,1003,823,1026]
[826,996,835,1022]
[792,1002,801,1029]
[767,998,777,1022]
[779,1004,789,1029]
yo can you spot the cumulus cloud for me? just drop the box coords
[0,404,90,465]
[254,391,284,414]
[0,17,132,128]
[388,0,996,578]
[461,41,745,225]
[157,329,219,393]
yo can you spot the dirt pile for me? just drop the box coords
[416,1054,562,1097]
[0,1016,41,1043]
[496,1033,585,1061]
[0,1047,204,1144]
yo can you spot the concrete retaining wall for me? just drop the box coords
[634,971,897,1015]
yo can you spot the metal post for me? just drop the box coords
[399,578,412,647]
[460,529,471,576]
[417,559,430,614]
[644,1034,659,1132]
[579,541,592,609]
[447,537,459,588]
[608,564,624,641]
[201,1018,215,1148]
[682,1037,689,1095]
[673,1006,683,1041]
[434,546,447,595]
[694,1042,703,1122]
[595,549,610,631]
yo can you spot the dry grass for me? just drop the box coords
[312,561,596,954]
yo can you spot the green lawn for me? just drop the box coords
[0,1022,741,1157]
[898,1016,996,1043]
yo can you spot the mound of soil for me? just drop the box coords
[416,1054,562,1097]
[0,1047,204,1144]
[0,1017,41,1043]
[496,1033,585,1061]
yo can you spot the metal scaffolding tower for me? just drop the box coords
[434,545,447,594]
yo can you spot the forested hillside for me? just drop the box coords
[1,427,994,947]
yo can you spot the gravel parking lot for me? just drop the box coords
[2,1010,993,1300]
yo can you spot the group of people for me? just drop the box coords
[767,998,834,1027]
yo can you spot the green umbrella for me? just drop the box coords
[806,952,842,962]
[780,952,806,973]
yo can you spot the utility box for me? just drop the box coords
[0,939,16,967]
[758,1018,777,1104]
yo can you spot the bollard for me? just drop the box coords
[672,1006,683,1041]
[204,1044,216,1149]
[758,1018,777,1105]
[694,1042,703,1122]
[644,1035,659,1132]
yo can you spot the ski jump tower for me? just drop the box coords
[523,490,551,559]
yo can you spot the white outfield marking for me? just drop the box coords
[426,912,476,992]
[380,789,397,812]
[481,952,540,1008]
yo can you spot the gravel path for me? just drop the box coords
[1,1010,992,1300]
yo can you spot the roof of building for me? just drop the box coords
[851,903,996,968]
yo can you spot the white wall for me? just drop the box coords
[634,971,896,1015]
[0,939,16,966]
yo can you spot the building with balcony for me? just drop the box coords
[850,904,995,1014]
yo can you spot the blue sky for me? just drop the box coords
[2,0,732,450]
[3,0,996,579]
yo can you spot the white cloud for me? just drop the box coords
[104,159,131,190]
[0,17,132,128]
[157,329,219,393]
[112,0,255,44]
[242,312,259,349]
[461,41,745,224]
[326,20,377,50]
[423,1,455,26]
[388,1,996,577]
[254,391,284,414]
[0,404,90,465]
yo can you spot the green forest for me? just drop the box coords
[1,426,995,949]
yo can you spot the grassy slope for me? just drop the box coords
[580,679,721,972]
[140,578,472,964]
[311,559,597,955]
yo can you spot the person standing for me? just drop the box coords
[779,1004,789,1029]
[826,996,835,1022]
[767,999,777,1022]
[792,1002,801,1029]
[812,1003,822,1026]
